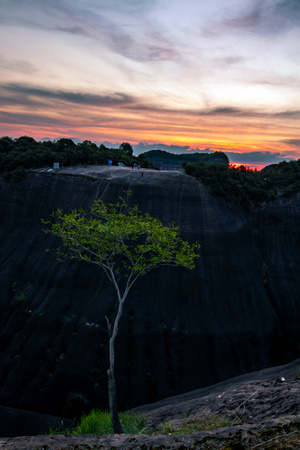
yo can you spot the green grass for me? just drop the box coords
[49,410,147,435]
[150,414,241,436]
[49,411,240,436]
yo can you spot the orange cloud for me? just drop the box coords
[1,83,299,169]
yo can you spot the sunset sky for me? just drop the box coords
[1,0,300,168]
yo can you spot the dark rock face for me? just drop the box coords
[0,167,299,424]
[0,406,74,437]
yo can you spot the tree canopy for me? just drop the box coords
[184,160,300,210]
[47,195,199,295]
[119,142,133,157]
[140,149,229,169]
[0,136,151,178]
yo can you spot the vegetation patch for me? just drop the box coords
[0,136,152,176]
[150,414,241,435]
[49,410,147,435]
[140,149,229,169]
[184,160,300,209]
[49,411,241,436]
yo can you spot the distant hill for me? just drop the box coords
[140,150,229,169]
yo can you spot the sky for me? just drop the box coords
[1,0,300,169]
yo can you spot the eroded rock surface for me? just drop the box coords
[1,358,299,449]
[0,166,299,429]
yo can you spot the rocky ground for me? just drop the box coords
[0,358,299,449]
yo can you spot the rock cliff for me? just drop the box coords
[0,166,299,424]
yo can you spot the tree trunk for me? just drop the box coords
[107,368,123,433]
[106,297,125,434]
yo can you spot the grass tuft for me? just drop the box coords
[49,410,147,435]
[150,414,241,435]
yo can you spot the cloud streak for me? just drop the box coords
[226,151,294,164]
[280,139,300,147]
[2,82,300,128]
[1,83,136,107]
[1,0,178,63]
[223,0,300,34]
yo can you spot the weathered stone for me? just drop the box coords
[0,406,74,437]
[0,166,299,423]
[1,358,300,447]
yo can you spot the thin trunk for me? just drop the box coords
[106,298,124,434]
[107,367,123,433]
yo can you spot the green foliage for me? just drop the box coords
[43,193,200,291]
[161,421,173,434]
[119,142,133,156]
[75,410,147,435]
[49,411,242,436]
[49,410,147,435]
[0,136,150,175]
[49,410,235,436]
[184,159,300,209]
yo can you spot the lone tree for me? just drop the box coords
[43,193,200,433]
